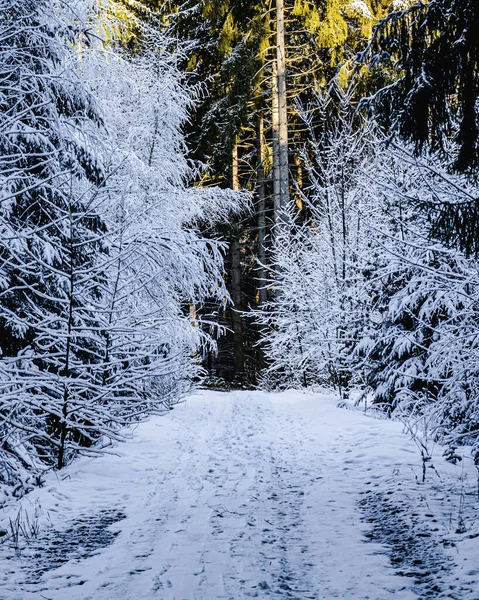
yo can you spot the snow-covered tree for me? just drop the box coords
[0,0,240,500]
[352,143,479,463]
[362,0,479,256]
[82,28,239,422]
[256,80,479,469]
[255,83,378,394]
[0,0,108,482]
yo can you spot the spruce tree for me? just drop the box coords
[125,0,401,384]
[0,0,107,471]
[361,0,479,255]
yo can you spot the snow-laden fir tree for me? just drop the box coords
[255,83,379,395]
[361,0,479,255]
[0,0,241,501]
[0,0,107,482]
[255,77,479,471]
[82,26,239,423]
[352,143,479,465]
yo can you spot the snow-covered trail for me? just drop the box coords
[1,391,476,600]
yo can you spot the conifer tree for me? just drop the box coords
[363,0,479,171]
[0,0,241,494]
[127,0,403,384]
[0,0,107,471]
[361,0,479,255]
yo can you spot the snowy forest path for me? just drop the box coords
[1,391,436,599]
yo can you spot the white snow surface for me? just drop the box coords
[1,390,478,599]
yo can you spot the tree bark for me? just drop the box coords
[257,115,267,307]
[294,154,303,212]
[256,115,268,374]
[231,140,245,379]
[272,59,281,227]
[58,194,75,470]
[276,0,289,214]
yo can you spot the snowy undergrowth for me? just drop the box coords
[334,396,479,597]
[358,431,479,597]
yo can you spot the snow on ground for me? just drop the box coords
[0,390,478,600]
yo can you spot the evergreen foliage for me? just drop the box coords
[363,0,479,171]
[0,0,108,473]
[361,0,479,256]
[4,0,479,509]
[255,82,377,395]
[0,0,240,501]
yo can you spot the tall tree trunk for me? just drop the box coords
[276,0,289,214]
[103,195,125,389]
[257,115,267,307]
[58,197,75,470]
[294,154,303,212]
[231,140,245,379]
[257,115,268,374]
[272,59,281,227]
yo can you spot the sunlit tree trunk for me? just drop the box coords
[256,115,268,373]
[276,0,289,216]
[257,115,267,306]
[231,139,245,378]
[272,59,281,227]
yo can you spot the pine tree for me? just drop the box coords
[363,0,479,170]
[88,29,239,414]
[0,1,241,496]
[0,0,107,473]
[361,0,479,255]
[256,81,377,393]
[122,0,403,385]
